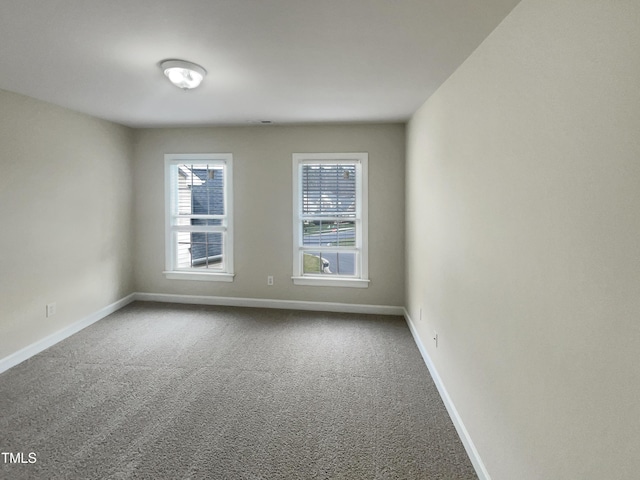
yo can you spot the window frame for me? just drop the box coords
[164,153,234,282]
[292,152,369,288]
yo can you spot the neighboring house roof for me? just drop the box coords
[178,166,205,186]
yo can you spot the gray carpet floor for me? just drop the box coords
[0,302,477,479]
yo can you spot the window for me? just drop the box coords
[164,154,234,281]
[292,153,369,288]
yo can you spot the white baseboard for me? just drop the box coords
[135,292,404,316]
[0,293,136,375]
[403,308,491,480]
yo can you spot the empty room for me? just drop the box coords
[1,1,639,479]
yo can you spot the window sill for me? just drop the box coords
[164,271,235,282]
[291,276,370,288]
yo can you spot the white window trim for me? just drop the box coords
[292,152,369,288]
[164,153,234,282]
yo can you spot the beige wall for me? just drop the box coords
[0,90,135,358]
[406,1,640,479]
[133,124,405,307]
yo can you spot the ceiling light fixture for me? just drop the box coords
[160,59,207,90]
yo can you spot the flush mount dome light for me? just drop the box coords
[160,59,207,90]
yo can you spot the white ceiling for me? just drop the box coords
[0,0,520,128]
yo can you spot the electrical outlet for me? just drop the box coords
[46,303,57,318]
[433,331,438,348]
[267,275,274,286]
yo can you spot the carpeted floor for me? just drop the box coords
[0,302,477,479]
